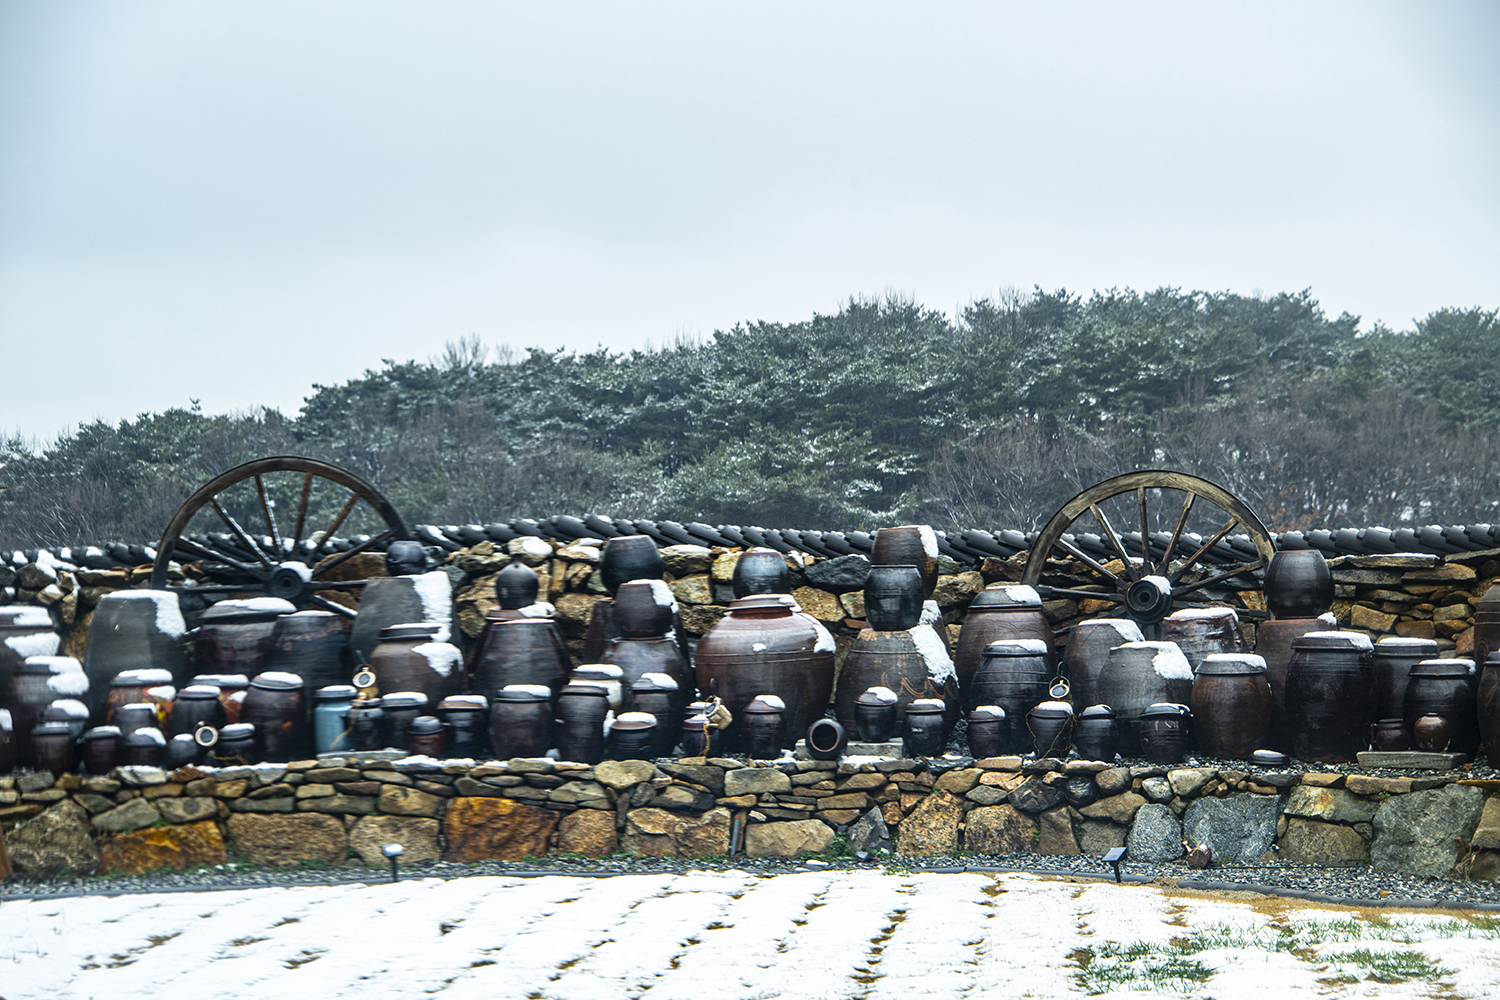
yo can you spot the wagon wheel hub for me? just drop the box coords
[266,561,314,602]
[1124,575,1175,625]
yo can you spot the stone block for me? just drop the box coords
[803,554,870,591]
[1395,620,1438,639]
[91,798,161,833]
[379,785,445,817]
[661,544,714,576]
[297,794,377,815]
[1079,792,1147,824]
[1350,605,1398,632]
[213,779,249,798]
[1344,775,1413,796]
[896,791,963,856]
[348,815,441,865]
[556,809,618,856]
[724,768,791,797]
[1471,796,1500,850]
[621,806,730,858]
[816,793,872,811]
[5,800,98,877]
[1009,777,1065,815]
[1284,786,1377,824]
[443,797,559,862]
[962,804,1036,854]
[1078,820,1127,855]
[1372,784,1485,878]
[551,781,610,807]
[1037,807,1079,855]
[934,768,982,795]
[1280,818,1370,865]
[594,760,657,789]
[1093,768,1132,796]
[115,766,168,787]
[669,573,713,605]
[227,813,346,867]
[157,796,219,825]
[966,785,1007,806]
[98,820,225,875]
[932,572,984,607]
[231,797,295,813]
[847,806,893,854]
[1126,804,1182,862]
[791,586,843,624]
[746,820,835,857]
[1182,794,1279,864]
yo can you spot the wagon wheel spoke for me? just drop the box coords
[1051,537,1128,589]
[1168,516,1241,585]
[1035,586,1128,604]
[171,535,270,580]
[210,498,278,572]
[319,493,363,548]
[1169,558,1268,600]
[308,594,358,618]
[254,474,283,554]
[1089,503,1140,582]
[291,472,314,549]
[1137,487,1151,566]
[1158,492,1197,576]
[309,529,394,580]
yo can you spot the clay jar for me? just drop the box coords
[490,684,553,758]
[555,683,610,764]
[495,556,541,610]
[473,616,573,703]
[629,673,680,757]
[870,525,939,599]
[313,684,357,755]
[903,699,947,756]
[1414,714,1452,752]
[608,712,658,760]
[80,725,121,774]
[30,720,75,776]
[1138,703,1192,765]
[1027,701,1074,758]
[346,698,385,751]
[854,686,899,742]
[265,610,348,692]
[169,684,226,739]
[1094,641,1195,754]
[1480,653,1500,766]
[613,580,677,638]
[680,713,722,758]
[1372,637,1439,729]
[1263,549,1335,619]
[863,565,925,632]
[82,591,188,709]
[405,715,446,758]
[1371,717,1411,752]
[369,623,461,707]
[964,639,1051,753]
[600,535,665,596]
[240,671,308,761]
[1405,658,1478,758]
[694,594,836,753]
[380,691,428,750]
[437,694,490,759]
[835,628,959,738]
[103,668,176,732]
[955,585,1056,694]
[1062,618,1144,715]
[0,606,59,703]
[212,722,256,764]
[194,673,248,725]
[1254,614,1335,754]
[1475,582,1500,673]
[1073,705,1119,762]
[1190,653,1271,759]
[1161,608,1245,673]
[123,726,167,767]
[193,597,295,677]
[111,703,158,742]
[740,694,788,758]
[1284,630,1373,763]
[0,709,12,773]
[965,705,1008,758]
[731,548,791,598]
[572,665,626,713]
[805,718,847,761]
[8,656,79,765]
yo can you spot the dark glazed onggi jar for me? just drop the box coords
[1138,703,1192,765]
[956,585,1056,694]
[854,686,899,742]
[30,720,75,776]
[1263,549,1334,619]
[1073,705,1119,762]
[369,623,460,707]
[902,699,946,757]
[490,684,553,758]
[965,705,1007,759]
[1405,658,1478,758]
[1026,701,1074,758]
[1284,631,1373,763]
[731,548,791,598]
[405,715,447,758]
[608,712,658,760]
[80,725,121,774]
[555,683,610,764]
[863,565,925,632]
[739,694,788,759]
[1189,653,1271,759]
[600,535,664,596]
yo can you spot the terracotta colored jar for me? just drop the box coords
[473,617,572,703]
[731,548,791,598]
[853,686,899,742]
[103,668,176,728]
[1371,717,1411,752]
[194,673,249,725]
[1073,705,1119,762]
[694,595,836,752]
[966,705,1007,758]
[369,623,461,707]
[1475,582,1500,673]
[1414,713,1452,752]
[1190,653,1271,759]
[1284,631,1373,763]
[1096,641,1194,754]
[405,715,447,757]
[870,525,939,598]
[957,586,1056,695]
[240,671,308,761]
[1263,549,1334,619]
[863,565,925,632]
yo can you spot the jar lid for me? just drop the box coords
[200,597,296,623]
[111,668,175,685]
[250,671,303,691]
[194,673,248,689]
[437,694,488,710]
[124,726,166,745]
[1078,704,1116,719]
[351,696,383,708]
[41,700,88,720]
[682,713,711,728]
[1030,701,1074,718]
[1411,658,1474,678]
[967,705,1006,722]
[856,686,898,706]
[496,685,550,702]
[970,585,1042,608]
[380,622,443,640]
[1292,630,1374,651]
[574,664,624,680]
[1141,702,1191,718]
[981,639,1051,657]
[745,694,786,713]
[633,673,679,692]
[1196,653,1267,675]
[220,722,256,737]
[32,720,74,736]
[83,725,121,739]
[728,595,794,614]
[560,682,609,698]
[315,684,358,700]
[117,701,156,714]
[1249,749,1289,767]
[381,690,429,707]
[612,711,657,730]
[179,684,222,699]
[907,698,945,714]
[407,715,443,735]
[1166,607,1239,622]
[1375,637,1440,654]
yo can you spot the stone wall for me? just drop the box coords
[7,753,1500,882]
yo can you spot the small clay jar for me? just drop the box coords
[1138,703,1192,765]
[805,717,848,761]
[0,709,13,774]
[608,712,659,760]
[169,684,227,739]
[1414,714,1451,752]
[112,702,159,742]
[437,695,490,759]
[731,548,791,598]
[1370,717,1411,752]
[854,686,899,742]
[29,720,75,776]
[629,673,680,757]
[194,673,249,725]
[572,664,627,713]
[1073,705,1119,762]
[123,726,167,767]
[380,691,429,751]
[241,671,309,761]
[80,725,121,775]
[490,684,553,758]
[555,683,610,764]
[965,705,1007,759]
[495,556,541,610]
[211,722,256,764]
[1026,701,1074,758]
[740,694,788,758]
[346,698,385,751]
[166,733,202,769]
[405,715,447,757]
[903,699,947,757]
[680,713,722,758]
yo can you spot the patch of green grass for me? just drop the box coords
[294,858,329,871]
[1071,942,1214,995]
[1334,948,1451,984]
[810,834,852,861]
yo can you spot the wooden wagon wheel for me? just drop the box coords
[149,456,410,618]
[1019,470,1277,637]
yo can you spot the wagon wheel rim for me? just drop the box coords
[1019,470,1276,638]
[150,456,410,617]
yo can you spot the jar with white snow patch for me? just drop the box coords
[368,622,461,708]
[960,639,1051,754]
[241,671,308,761]
[834,624,960,742]
[1094,641,1195,755]
[0,605,60,709]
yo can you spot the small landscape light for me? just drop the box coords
[382,842,404,882]
[1103,846,1126,883]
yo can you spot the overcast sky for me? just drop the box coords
[1,1,1496,443]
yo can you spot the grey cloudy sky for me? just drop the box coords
[1,1,1496,442]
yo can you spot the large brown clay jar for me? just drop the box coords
[1095,641,1195,754]
[0,606,59,708]
[601,637,692,723]
[870,525,940,599]
[1254,614,1334,753]
[1263,549,1334,619]
[1405,658,1478,758]
[835,627,959,737]
[955,585,1056,694]
[694,595,836,752]
[368,623,462,706]
[1189,652,1271,758]
[600,535,664,596]
[1480,653,1500,766]
[264,610,348,693]
[1371,636,1439,727]
[1474,582,1500,671]
[964,639,1051,753]
[472,617,572,703]
[1061,618,1142,716]
[1284,630,1373,763]
[192,598,296,677]
[613,580,677,638]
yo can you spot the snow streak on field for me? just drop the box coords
[5,871,1500,998]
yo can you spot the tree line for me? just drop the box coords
[2,287,1496,548]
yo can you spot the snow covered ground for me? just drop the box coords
[5,870,1500,998]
